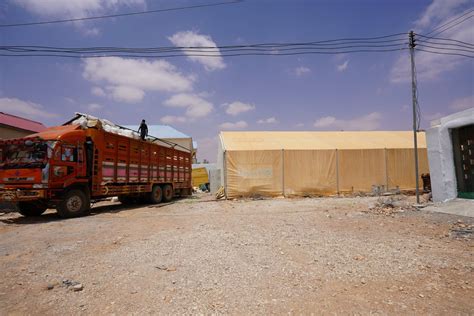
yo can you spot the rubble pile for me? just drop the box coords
[365,196,417,216]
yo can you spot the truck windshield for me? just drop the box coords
[0,141,50,169]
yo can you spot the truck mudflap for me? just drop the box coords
[0,189,46,202]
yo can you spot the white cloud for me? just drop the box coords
[83,57,194,103]
[164,93,213,118]
[0,97,58,119]
[450,95,473,111]
[168,31,226,71]
[295,122,305,127]
[91,86,106,97]
[313,112,382,130]
[415,0,469,28]
[13,0,146,34]
[107,85,145,103]
[294,66,311,76]
[257,117,278,124]
[337,60,349,72]
[160,115,187,124]
[82,26,100,37]
[225,101,255,116]
[219,120,248,130]
[86,103,102,112]
[390,2,473,83]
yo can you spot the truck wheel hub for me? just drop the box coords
[67,196,82,212]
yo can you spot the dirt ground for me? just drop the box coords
[0,194,473,315]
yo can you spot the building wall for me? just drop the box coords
[0,125,35,139]
[426,108,474,202]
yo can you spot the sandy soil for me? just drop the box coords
[0,194,473,315]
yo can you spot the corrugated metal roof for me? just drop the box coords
[220,131,427,150]
[123,124,190,139]
[0,112,47,133]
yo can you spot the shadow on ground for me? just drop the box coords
[0,200,178,225]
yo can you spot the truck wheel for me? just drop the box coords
[17,202,47,217]
[162,184,174,202]
[148,185,162,204]
[57,189,90,218]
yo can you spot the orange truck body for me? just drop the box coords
[0,121,192,217]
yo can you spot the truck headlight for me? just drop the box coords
[32,184,44,189]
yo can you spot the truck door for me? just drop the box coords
[52,143,82,186]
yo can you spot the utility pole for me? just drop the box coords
[409,30,420,204]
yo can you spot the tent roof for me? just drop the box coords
[219,131,426,151]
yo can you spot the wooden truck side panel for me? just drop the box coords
[86,128,191,198]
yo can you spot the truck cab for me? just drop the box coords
[0,125,91,217]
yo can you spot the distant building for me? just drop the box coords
[426,108,474,202]
[124,124,197,163]
[0,112,47,139]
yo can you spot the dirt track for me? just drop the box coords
[0,194,473,314]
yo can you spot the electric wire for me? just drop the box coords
[424,9,474,36]
[415,48,474,58]
[0,47,410,59]
[0,0,242,28]
[428,14,474,37]
[416,34,474,47]
[416,44,474,54]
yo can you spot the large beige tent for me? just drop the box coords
[217,131,429,198]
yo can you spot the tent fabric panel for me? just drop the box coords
[337,149,386,192]
[284,150,337,196]
[386,148,429,190]
[220,131,427,151]
[225,150,283,198]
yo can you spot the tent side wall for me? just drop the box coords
[224,148,429,198]
[226,150,283,198]
[387,148,429,190]
[284,149,338,196]
[337,149,386,192]
[217,134,225,193]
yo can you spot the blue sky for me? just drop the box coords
[0,0,473,162]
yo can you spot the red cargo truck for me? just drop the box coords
[0,114,192,218]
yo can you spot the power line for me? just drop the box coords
[416,48,474,58]
[0,47,409,59]
[416,33,474,47]
[416,39,473,50]
[2,43,408,55]
[416,44,474,54]
[0,0,242,28]
[425,8,474,36]
[429,14,474,37]
[0,33,409,57]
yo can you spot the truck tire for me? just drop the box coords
[56,189,91,218]
[162,184,174,202]
[17,202,47,217]
[148,185,162,204]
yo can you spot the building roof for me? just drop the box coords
[220,131,427,151]
[0,112,47,133]
[124,124,196,149]
[124,124,190,139]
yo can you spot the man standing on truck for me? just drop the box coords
[138,119,148,140]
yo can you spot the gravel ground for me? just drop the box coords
[0,194,473,314]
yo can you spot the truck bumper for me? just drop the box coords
[0,189,46,202]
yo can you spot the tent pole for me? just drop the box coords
[281,149,285,197]
[336,149,340,195]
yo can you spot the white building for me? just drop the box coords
[426,108,474,202]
